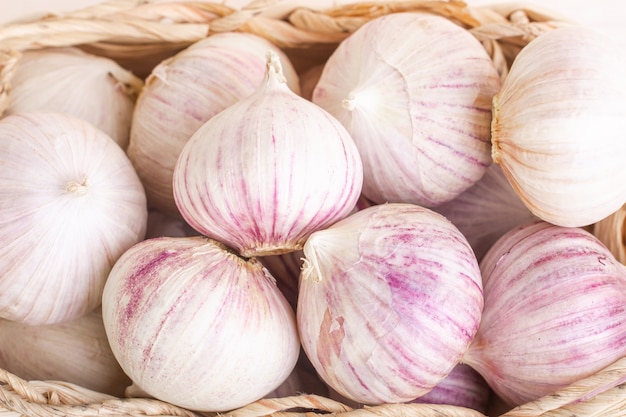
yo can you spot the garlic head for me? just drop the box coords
[5,47,142,149]
[297,203,483,404]
[312,12,500,207]
[464,221,626,406]
[0,309,131,397]
[102,236,300,412]
[491,26,626,227]
[128,32,300,217]
[0,112,147,325]
[173,51,363,257]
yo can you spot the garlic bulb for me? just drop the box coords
[312,12,500,207]
[491,26,626,227]
[102,236,300,412]
[0,309,131,397]
[433,163,538,261]
[128,32,300,217]
[463,221,626,406]
[0,112,147,325]
[173,51,363,257]
[298,203,483,404]
[411,364,490,413]
[4,47,143,149]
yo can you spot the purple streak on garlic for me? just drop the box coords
[433,163,538,261]
[411,363,490,413]
[297,203,483,404]
[463,221,626,406]
[491,26,626,227]
[5,47,142,149]
[0,112,147,325]
[312,12,500,207]
[102,236,300,412]
[173,51,363,257]
[128,32,300,217]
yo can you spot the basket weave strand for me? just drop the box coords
[0,1,621,416]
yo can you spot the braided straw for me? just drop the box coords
[0,1,620,416]
[591,204,626,265]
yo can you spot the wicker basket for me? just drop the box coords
[1,1,625,416]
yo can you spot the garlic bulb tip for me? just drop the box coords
[266,50,287,84]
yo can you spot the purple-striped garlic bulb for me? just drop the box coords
[297,203,483,404]
[173,51,363,257]
[102,236,300,412]
[411,364,490,414]
[463,221,626,406]
[128,32,300,217]
[312,12,500,207]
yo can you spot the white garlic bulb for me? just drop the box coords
[4,47,143,149]
[173,51,363,257]
[298,203,483,404]
[128,32,300,217]
[312,12,501,207]
[0,309,131,397]
[464,221,626,406]
[0,112,147,325]
[102,236,300,412]
[491,26,626,227]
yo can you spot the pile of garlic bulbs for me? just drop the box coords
[1,6,626,417]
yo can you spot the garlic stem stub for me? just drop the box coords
[312,12,500,207]
[4,47,143,149]
[0,112,147,325]
[102,236,300,412]
[173,51,363,257]
[297,203,483,405]
[464,221,626,406]
[491,26,626,227]
[128,32,300,217]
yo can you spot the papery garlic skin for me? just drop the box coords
[464,221,626,406]
[491,26,626,227]
[0,112,147,325]
[128,32,300,217]
[298,203,483,404]
[312,12,500,207]
[173,52,363,257]
[433,163,538,261]
[102,236,300,412]
[5,47,142,149]
[0,309,131,397]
